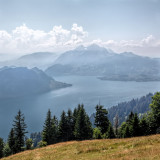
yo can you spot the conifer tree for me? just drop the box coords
[123,125,130,138]
[132,113,140,137]
[50,115,58,144]
[58,111,68,142]
[66,109,74,140]
[74,105,92,140]
[13,110,27,152]
[127,111,134,125]
[119,122,127,138]
[73,107,78,130]
[0,138,4,158]
[139,116,149,136]
[94,105,110,134]
[8,128,16,154]
[107,123,115,139]
[148,92,160,134]
[42,109,53,145]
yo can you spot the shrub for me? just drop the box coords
[38,141,47,148]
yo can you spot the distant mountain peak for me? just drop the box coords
[87,44,106,51]
[75,45,87,51]
[120,52,138,57]
[75,44,107,52]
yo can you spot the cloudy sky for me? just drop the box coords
[0,0,160,57]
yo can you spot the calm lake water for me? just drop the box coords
[1,76,160,139]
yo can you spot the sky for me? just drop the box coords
[0,0,160,58]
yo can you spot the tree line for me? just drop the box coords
[0,92,160,158]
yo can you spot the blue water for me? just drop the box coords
[1,76,160,139]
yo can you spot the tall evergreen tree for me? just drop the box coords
[8,128,16,154]
[123,125,130,138]
[139,115,149,136]
[126,111,135,137]
[73,107,78,130]
[94,105,110,134]
[132,113,140,137]
[119,122,127,138]
[13,110,27,152]
[0,138,4,158]
[58,111,68,142]
[148,92,160,134]
[42,109,54,145]
[74,105,93,140]
[50,115,58,144]
[107,123,115,139]
[66,109,74,140]
[126,111,134,125]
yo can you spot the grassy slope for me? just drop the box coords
[2,134,160,160]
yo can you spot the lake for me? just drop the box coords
[1,76,160,139]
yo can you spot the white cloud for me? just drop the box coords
[0,24,160,58]
[0,24,88,55]
[90,35,160,57]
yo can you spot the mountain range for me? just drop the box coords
[45,44,160,81]
[0,44,160,82]
[0,52,59,70]
[0,67,71,98]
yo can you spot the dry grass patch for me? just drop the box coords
[2,135,160,160]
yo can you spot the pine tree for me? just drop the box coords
[74,105,92,140]
[66,109,74,140]
[58,111,68,142]
[148,92,160,134]
[94,105,110,134]
[8,128,16,154]
[107,123,115,139]
[42,109,53,145]
[0,138,4,158]
[132,113,140,137]
[139,115,149,136]
[123,125,130,138]
[50,115,58,144]
[126,111,135,137]
[13,110,27,152]
[127,111,134,125]
[73,107,78,131]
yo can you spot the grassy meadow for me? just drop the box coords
[2,134,160,160]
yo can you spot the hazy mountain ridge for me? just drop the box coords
[0,52,59,70]
[0,67,71,98]
[45,44,160,81]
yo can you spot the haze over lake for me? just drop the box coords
[1,75,160,139]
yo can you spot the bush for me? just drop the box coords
[3,144,12,157]
[93,128,102,139]
[38,141,47,148]
[26,139,33,150]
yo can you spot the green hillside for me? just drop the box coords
[2,134,160,160]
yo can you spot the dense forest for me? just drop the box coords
[90,93,153,126]
[0,92,160,159]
